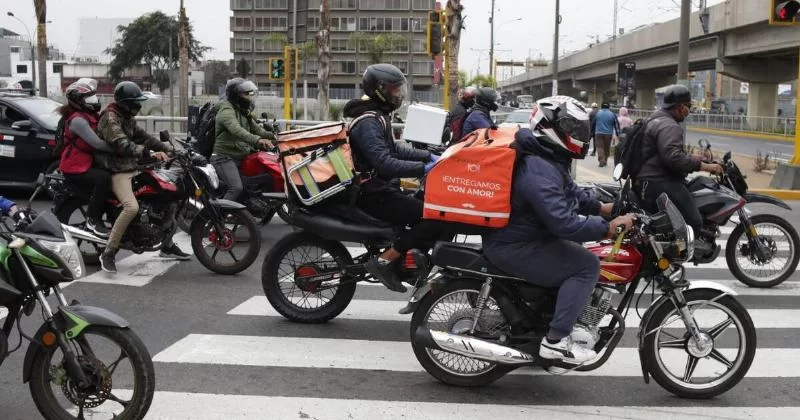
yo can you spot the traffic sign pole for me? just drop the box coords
[283,47,291,122]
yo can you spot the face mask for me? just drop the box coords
[123,101,142,115]
[84,94,100,112]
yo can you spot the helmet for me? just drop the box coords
[65,78,100,112]
[474,87,498,111]
[225,78,258,99]
[662,84,691,109]
[590,102,598,108]
[530,95,591,160]
[458,86,478,106]
[113,81,147,114]
[362,63,407,111]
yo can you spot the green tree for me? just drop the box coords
[349,32,406,64]
[467,74,496,88]
[457,70,468,89]
[236,57,251,78]
[205,60,231,93]
[106,11,208,92]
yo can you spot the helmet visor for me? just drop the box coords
[386,82,407,108]
[239,80,258,96]
[559,115,590,143]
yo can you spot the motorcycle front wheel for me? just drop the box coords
[190,208,261,275]
[28,325,155,420]
[642,288,756,399]
[726,214,800,288]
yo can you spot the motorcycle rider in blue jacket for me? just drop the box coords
[482,96,636,365]
[460,88,497,136]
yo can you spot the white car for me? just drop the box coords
[498,109,532,128]
[141,91,161,99]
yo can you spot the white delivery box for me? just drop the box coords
[401,103,448,146]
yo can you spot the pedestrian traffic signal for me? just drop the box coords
[285,46,299,81]
[426,10,443,56]
[269,58,285,80]
[770,0,800,25]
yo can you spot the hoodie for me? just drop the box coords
[618,107,633,131]
[483,129,609,257]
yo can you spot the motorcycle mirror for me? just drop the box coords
[261,112,269,119]
[698,138,711,150]
[612,163,624,182]
[723,150,731,163]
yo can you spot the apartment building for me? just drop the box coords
[229,0,438,96]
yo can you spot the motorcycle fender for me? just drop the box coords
[209,198,246,211]
[22,306,130,383]
[744,193,792,211]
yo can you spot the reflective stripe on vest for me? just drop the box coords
[423,203,510,219]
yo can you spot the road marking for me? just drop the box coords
[228,297,800,327]
[82,391,800,420]
[153,333,800,377]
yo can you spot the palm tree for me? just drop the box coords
[33,0,47,97]
[316,0,331,120]
[444,0,464,109]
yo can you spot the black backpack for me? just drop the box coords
[193,101,219,159]
[52,115,67,157]
[614,117,653,180]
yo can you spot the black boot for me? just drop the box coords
[86,218,110,238]
[365,256,407,293]
[100,247,118,273]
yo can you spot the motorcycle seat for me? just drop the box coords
[290,205,397,243]
[431,241,522,280]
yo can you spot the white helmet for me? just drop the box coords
[529,95,591,160]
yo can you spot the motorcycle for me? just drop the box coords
[37,135,262,275]
[1,210,155,419]
[583,138,800,288]
[408,165,756,399]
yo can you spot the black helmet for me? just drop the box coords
[65,78,100,112]
[113,81,147,114]
[662,84,691,109]
[362,63,407,111]
[475,87,499,111]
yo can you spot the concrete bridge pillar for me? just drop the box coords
[746,82,778,118]
[635,73,676,111]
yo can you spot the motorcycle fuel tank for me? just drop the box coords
[585,242,643,285]
[241,151,284,190]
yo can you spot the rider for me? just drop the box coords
[344,63,440,293]
[97,81,188,273]
[635,84,723,257]
[460,87,498,136]
[57,78,113,238]
[445,86,478,144]
[212,78,276,202]
[482,96,636,365]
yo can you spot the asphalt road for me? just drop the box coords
[685,130,793,160]
[2,196,800,419]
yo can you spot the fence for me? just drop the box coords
[627,109,796,137]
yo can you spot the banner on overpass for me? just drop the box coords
[617,61,636,100]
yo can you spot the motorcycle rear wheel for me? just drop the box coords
[725,214,800,288]
[410,279,513,387]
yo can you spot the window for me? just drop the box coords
[411,17,424,32]
[254,16,288,31]
[254,38,284,52]
[233,38,253,52]
[330,0,357,8]
[412,60,432,75]
[232,0,253,10]
[333,60,356,74]
[253,59,269,74]
[307,16,320,30]
[360,0,409,10]
[232,16,252,31]
[16,64,28,74]
[412,0,433,10]
[359,17,409,32]
[331,38,355,52]
[389,60,408,74]
[10,46,20,53]
[308,0,320,9]
[255,0,288,9]
[330,17,356,31]
[305,60,319,74]
[52,62,64,73]
[412,38,425,53]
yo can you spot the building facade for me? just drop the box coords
[229,0,438,98]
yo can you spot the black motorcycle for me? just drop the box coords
[1,210,155,419]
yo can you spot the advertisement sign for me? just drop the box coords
[617,61,637,100]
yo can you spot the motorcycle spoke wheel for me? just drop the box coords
[276,245,342,310]
[191,209,261,274]
[726,215,800,288]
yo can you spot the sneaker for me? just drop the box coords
[365,256,407,293]
[539,336,597,365]
[159,243,192,260]
[100,249,117,273]
[86,218,109,238]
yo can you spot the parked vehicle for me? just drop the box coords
[0,94,61,188]
[1,209,155,419]
[409,168,756,399]
[37,136,262,275]
[497,109,532,128]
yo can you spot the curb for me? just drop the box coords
[687,127,793,143]
[749,188,800,201]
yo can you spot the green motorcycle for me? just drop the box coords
[0,210,155,419]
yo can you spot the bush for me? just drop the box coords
[329,103,344,121]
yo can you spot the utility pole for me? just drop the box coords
[677,0,691,86]
[488,0,495,79]
[552,0,560,95]
[611,0,618,56]
[292,0,298,120]
[407,13,415,103]
[179,0,189,127]
[169,39,175,132]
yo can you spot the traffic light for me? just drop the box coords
[285,46,299,81]
[426,10,443,56]
[770,0,800,25]
[269,57,285,80]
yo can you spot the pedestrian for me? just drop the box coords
[590,102,619,167]
[588,103,598,156]
[614,106,634,150]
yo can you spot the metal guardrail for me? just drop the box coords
[627,110,796,137]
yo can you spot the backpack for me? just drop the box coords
[52,115,67,157]
[193,101,219,159]
[614,117,653,181]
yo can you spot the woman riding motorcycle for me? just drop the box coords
[212,78,276,202]
[96,81,187,273]
[482,96,636,365]
[56,78,113,238]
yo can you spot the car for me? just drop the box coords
[0,94,61,188]
[498,109,532,128]
[141,91,162,99]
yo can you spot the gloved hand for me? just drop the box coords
[424,161,437,173]
[430,154,441,163]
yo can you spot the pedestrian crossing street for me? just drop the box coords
[137,227,800,419]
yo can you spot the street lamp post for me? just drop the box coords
[6,12,35,95]
[489,14,522,82]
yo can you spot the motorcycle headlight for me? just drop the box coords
[38,229,85,279]
[198,164,219,190]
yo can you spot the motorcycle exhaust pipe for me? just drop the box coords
[414,326,534,366]
[63,224,108,246]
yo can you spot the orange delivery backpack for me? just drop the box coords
[422,126,519,228]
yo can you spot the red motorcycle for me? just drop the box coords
[408,172,756,399]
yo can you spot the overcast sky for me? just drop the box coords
[2,0,723,81]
